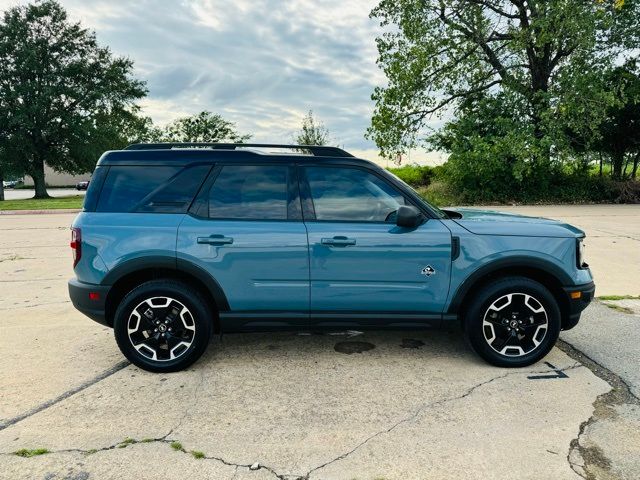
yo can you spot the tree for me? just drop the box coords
[295,110,330,145]
[152,111,251,143]
[0,145,23,201]
[0,1,146,198]
[594,62,640,179]
[367,0,638,161]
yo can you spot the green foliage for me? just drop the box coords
[14,448,49,458]
[0,1,146,198]
[295,110,330,146]
[598,295,640,301]
[568,61,640,179]
[368,0,638,161]
[170,441,185,452]
[151,111,250,143]
[388,164,439,187]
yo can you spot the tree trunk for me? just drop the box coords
[30,159,50,199]
[599,153,603,177]
[623,154,630,178]
[0,169,4,201]
[611,151,625,180]
[632,152,640,180]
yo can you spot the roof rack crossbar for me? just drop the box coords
[124,143,354,158]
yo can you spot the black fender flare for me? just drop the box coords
[447,256,573,314]
[101,255,230,312]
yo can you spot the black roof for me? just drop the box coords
[97,143,377,168]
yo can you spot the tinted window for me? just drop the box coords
[137,165,211,213]
[208,165,288,220]
[82,166,108,212]
[304,167,406,222]
[96,165,208,213]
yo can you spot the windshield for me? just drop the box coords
[384,169,448,219]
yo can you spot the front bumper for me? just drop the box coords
[68,278,111,327]
[562,281,595,330]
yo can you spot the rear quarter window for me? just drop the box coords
[95,165,210,213]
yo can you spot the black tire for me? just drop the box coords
[113,280,213,372]
[463,276,560,368]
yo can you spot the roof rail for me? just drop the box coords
[124,142,354,158]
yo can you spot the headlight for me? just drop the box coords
[577,238,587,268]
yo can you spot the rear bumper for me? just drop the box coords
[562,281,595,330]
[68,278,111,327]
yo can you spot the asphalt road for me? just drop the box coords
[2,188,86,200]
[0,208,638,480]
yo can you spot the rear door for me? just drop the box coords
[300,165,451,327]
[177,163,309,330]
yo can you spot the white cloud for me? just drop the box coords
[0,0,444,163]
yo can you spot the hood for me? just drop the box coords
[444,208,585,238]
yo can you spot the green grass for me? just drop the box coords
[191,450,205,459]
[118,437,136,448]
[603,303,634,314]
[170,441,185,452]
[14,448,49,458]
[0,195,83,211]
[598,295,640,301]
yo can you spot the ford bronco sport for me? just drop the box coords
[68,143,595,372]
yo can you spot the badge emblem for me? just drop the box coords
[421,265,435,276]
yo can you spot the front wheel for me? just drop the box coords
[463,276,561,368]
[113,280,213,372]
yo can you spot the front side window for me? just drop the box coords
[304,166,406,222]
[208,165,288,220]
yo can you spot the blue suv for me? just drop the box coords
[68,143,595,372]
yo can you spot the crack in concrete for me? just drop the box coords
[1,436,297,480]
[301,363,582,479]
[170,368,206,435]
[0,361,130,431]
[2,363,585,480]
[557,339,640,480]
[0,300,71,311]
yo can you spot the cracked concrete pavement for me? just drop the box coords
[1,206,639,480]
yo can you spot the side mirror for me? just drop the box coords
[396,205,424,228]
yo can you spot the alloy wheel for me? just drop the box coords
[127,296,196,362]
[482,292,548,357]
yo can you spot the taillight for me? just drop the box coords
[70,227,81,267]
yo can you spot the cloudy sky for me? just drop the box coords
[1,0,445,164]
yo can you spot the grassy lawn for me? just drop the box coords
[0,195,84,211]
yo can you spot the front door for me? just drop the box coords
[177,163,309,329]
[300,165,451,327]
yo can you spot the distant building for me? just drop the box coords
[22,164,90,187]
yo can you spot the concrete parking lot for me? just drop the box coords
[0,206,638,480]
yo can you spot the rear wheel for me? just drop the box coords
[113,280,213,372]
[463,276,560,367]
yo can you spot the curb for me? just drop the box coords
[0,209,81,216]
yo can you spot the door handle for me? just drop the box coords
[197,234,234,245]
[321,236,356,246]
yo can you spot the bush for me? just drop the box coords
[388,164,439,187]
[387,160,639,206]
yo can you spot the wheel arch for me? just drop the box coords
[103,257,229,330]
[448,257,572,329]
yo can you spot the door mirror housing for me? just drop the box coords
[396,205,424,228]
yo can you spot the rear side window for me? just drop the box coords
[82,166,108,212]
[208,165,288,220]
[96,165,210,213]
